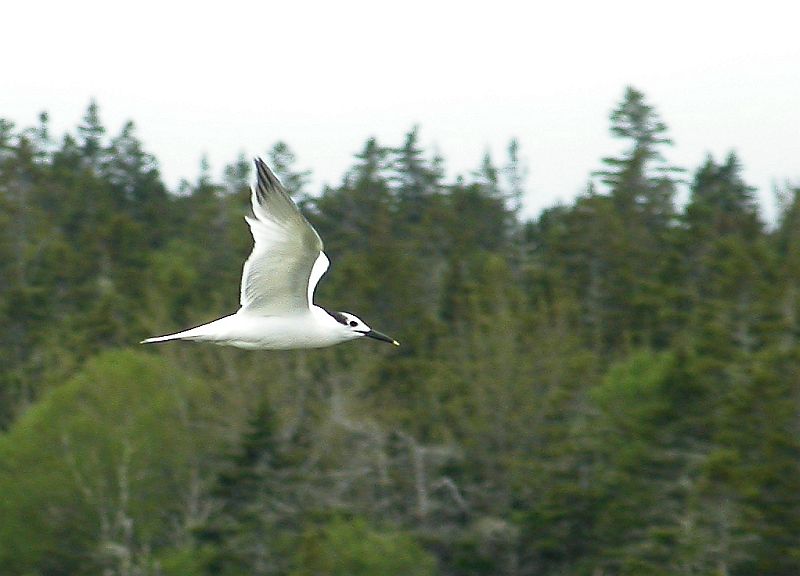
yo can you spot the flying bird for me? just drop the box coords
[141,158,398,349]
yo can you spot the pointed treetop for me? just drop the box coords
[593,86,683,213]
[77,99,105,162]
[608,86,672,160]
[350,137,390,186]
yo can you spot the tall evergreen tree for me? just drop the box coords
[775,186,800,349]
[501,138,526,215]
[681,153,771,358]
[198,398,305,576]
[685,152,760,241]
[392,126,441,227]
[77,100,106,171]
[595,86,679,213]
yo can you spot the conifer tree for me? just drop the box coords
[775,186,800,348]
[595,86,680,217]
[77,100,106,171]
[392,126,441,227]
[198,398,298,576]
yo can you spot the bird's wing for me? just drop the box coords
[239,158,327,315]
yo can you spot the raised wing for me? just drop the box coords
[239,158,327,315]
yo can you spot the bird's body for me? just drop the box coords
[143,306,361,350]
[142,158,398,350]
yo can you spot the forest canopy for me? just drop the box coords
[1,87,800,575]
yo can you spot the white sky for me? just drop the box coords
[3,0,799,220]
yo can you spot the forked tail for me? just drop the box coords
[140,316,234,345]
[140,326,208,344]
[140,334,180,344]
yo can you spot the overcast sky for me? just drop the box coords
[3,1,799,220]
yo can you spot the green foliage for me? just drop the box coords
[0,350,228,575]
[292,517,438,576]
[1,91,798,575]
[591,349,676,427]
[196,398,304,576]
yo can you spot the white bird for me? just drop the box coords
[141,158,399,350]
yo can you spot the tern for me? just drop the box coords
[141,158,399,349]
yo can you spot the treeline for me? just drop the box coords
[1,87,799,575]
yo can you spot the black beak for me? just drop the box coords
[364,329,400,346]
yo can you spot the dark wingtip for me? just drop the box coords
[254,157,268,183]
[253,157,284,196]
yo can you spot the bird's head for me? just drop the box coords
[328,311,399,346]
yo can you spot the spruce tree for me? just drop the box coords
[198,398,297,576]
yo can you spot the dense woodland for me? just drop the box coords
[1,87,799,576]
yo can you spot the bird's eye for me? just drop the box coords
[349,321,358,327]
